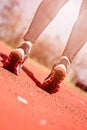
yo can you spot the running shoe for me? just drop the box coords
[41,56,70,94]
[3,41,31,75]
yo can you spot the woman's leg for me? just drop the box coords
[3,0,68,75]
[23,0,68,43]
[42,0,87,94]
[62,0,87,62]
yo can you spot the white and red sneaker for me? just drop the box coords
[3,41,32,75]
[41,56,70,94]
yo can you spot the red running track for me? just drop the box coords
[0,41,87,130]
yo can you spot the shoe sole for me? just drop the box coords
[3,51,23,74]
[43,70,64,94]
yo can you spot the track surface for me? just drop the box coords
[0,41,87,130]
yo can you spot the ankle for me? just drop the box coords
[54,56,70,71]
[18,40,32,55]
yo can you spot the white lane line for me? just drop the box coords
[17,96,28,104]
[40,119,47,125]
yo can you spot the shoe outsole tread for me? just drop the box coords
[3,51,23,75]
[42,69,65,94]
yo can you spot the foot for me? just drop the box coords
[3,41,32,75]
[41,56,70,94]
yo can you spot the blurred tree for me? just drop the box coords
[0,0,41,47]
[0,0,24,46]
[30,34,65,68]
